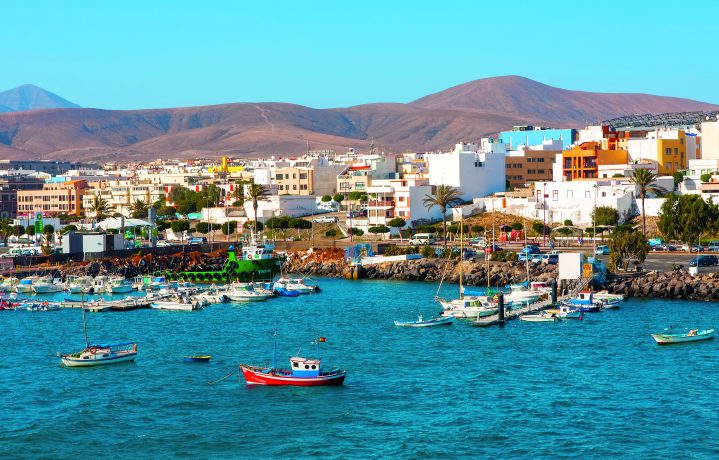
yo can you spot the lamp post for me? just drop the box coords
[593,183,599,256]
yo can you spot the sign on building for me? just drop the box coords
[34,213,43,234]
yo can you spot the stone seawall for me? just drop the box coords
[605,270,719,301]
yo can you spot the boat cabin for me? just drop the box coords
[530,281,550,291]
[289,356,322,377]
[575,291,593,304]
[239,232,276,261]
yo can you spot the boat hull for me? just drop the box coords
[519,315,558,322]
[184,356,212,362]
[60,352,137,367]
[394,316,454,327]
[652,329,714,345]
[240,365,346,386]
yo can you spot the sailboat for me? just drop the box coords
[58,295,138,367]
[437,216,498,319]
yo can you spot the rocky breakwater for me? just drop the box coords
[606,270,719,301]
[57,249,228,279]
[284,249,559,286]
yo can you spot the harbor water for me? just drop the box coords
[2,278,719,458]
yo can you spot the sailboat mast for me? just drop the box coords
[272,325,277,369]
[81,292,88,348]
[524,217,530,284]
[459,214,463,300]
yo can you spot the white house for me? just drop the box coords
[426,142,505,201]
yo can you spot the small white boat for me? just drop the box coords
[33,276,63,294]
[651,328,715,345]
[108,277,134,294]
[438,296,498,319]
[545,305,583,320]
[0,277,19,292]
[394,315,454,327]
[519,311,558,323]
[60,341,138,367]
[593,290,626,302]
[193,291,226,304]
[91,276,110,294]
[16,277,37,294]
[225,284,273,302]
[151,295,201,311]
[505,284,541,305]
[274,277,319,294]
[66,275,93,294]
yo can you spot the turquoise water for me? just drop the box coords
[2,279,719,459]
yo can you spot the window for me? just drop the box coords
[602,192,606,197]
[299,173,308,180]
[304,365,309,369]
[585,191,591,198]
[293,362,298,368]
[674,148,678,155]
[552,190,558,201]
[292,185,297,190]
[292,174,297,179]
[276,174,283,180]
[398,196,405,202]
[665,148,671,155]
[538,158,545,162]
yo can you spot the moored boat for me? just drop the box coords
[274,277,319,294]
[394,314,454,327]
[184,355,212,362]
[108,277,134,294]
[15,277,37,294]
[151,295,201,311]
[59,341,138,367]
[519,311,559,322]
[651,328,715,345]
[0,277,19,292]
[66,275,93,294]
[225,283,273,302]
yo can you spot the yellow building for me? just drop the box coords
[656,131,686,175]
[561,142,628,181]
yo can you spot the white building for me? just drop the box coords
[244,195,318,223]
[363,178,442,229]
[426,142,506,201]
[700,117,719,161]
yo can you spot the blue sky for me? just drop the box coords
[2,0,717,110]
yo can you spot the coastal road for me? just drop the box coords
[594,252,719,272]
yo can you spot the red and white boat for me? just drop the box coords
[240,357,346,386]
[239,333,346,386]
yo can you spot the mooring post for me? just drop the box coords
[551,279,558,304]
[498,292,505,322]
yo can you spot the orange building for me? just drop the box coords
[16,180,89,216]
[562,142,628,181]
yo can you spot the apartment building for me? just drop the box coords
[0,176,45,219]
[505,140,562,188]
[82,180,168,217]
[426,142,506,201]
[17,180,88,217]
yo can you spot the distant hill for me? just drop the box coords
[0,84,80,112]
[0,77,716,161]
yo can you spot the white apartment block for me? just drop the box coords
[426,142,506,201]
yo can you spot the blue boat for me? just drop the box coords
[275,287,302,297]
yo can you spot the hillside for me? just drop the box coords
[0,77,717,161]
[0,84,80,112]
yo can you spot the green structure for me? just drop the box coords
[165,237,283,283]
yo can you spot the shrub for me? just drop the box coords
[420,245,434,258]
[325,229,338,238]
[321,195,332,202]
[388,217,406,228]
[563,219,573,227]
[221,221,238,235]
[511,222,523,231]
[195,222,210,233]
[701,173,713,183]
[170,220,190,233]
[349,228,364,236]
[368,225,390,234]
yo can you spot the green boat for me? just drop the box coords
[166,233,283,283]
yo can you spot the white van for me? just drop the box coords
[409,233,435,245]
[0,247,38,258]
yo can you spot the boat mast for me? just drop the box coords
[459,214,463,300]
[272,323,277,369]
[524,216,530,285]
[81,291,88,348]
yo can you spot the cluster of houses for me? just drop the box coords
[3,111,719,241]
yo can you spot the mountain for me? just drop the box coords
[0,77,716,161]
[0,84,80,112]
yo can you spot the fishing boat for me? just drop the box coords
[239,332,346,386]
[133,276,152,291]
[58,300,137,367]
[66,275,93,294]
[519,311,559,322]
[439,297,498,319]
[32,276,63,294]
[394,314,454,327]
[545,305,583,319]
[15,277,37,294]
[193,290,226,304]
[184,355,212,362]
[651,328,715,345]
[562,291,612,312]
[0,277,19,292]
[91,276,110,294]
[108,277,134,294]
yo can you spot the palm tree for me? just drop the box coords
[130,199,148,218]
[629,168,667,236]
[244,181,270,233]
[89,195,112,222]
[422,184,463,246]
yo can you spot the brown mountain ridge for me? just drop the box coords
[0,76,716,161]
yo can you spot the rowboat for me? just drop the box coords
[651,328,715,345]
[394,315,454,327]
[519,312,558,322]
[184,355,212,362]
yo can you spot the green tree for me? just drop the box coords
[221,221,237,235]
[591,206,619,227]
[14,225,25,236]
[130,199,149,219]
[89,195,112,221]
[658,194,719,247]
[245,181,270,233]
[471,225,485,234]
[170,220,190,233]
[608,228,649,271]
[388,217,406,228]
[349,228,364,236]
[629,168,667,236]
[612,173,625,178]
[42,224,55,243]
[563,219,573,227]
[195,222,210,233]
[511,222,523,231]
[157,205,176,217]
[243,220,263,231]
[672,171,685,189]
[422,184,462,246]
[0,219,13,245]
[532,221,550,236]
[325,229,338,239]
[332,193,344,208]
[368,225,390,234]
[321,194,332,202]
[701,173,713,183]
[27,226,36,236]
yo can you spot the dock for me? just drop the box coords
[471,297,556,327]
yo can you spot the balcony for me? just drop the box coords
[367,199,395,208]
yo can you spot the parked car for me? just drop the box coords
[409,233,435,245]
[651,244,676,252]
[188,237,207,244]
[519,245,541,255]
[689,255,719,267]
[595,245,610,255]
[313,216,338,223]
[540,253,559,264]
[706,242,719,252]
[691,245,706,253]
